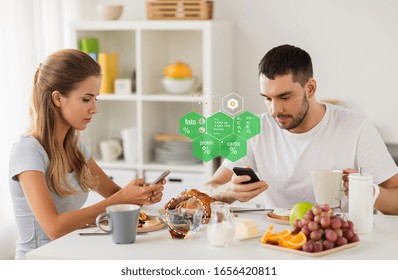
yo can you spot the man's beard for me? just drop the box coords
[274,94,309,131]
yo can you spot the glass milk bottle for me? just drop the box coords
[207,202,236,247]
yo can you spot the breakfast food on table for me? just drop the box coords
[267,208,291,221]
[164,188,217,220]
[138,211,162,228]
[235,218,260,238]
[260,225,306,250]
[289,201,314,226]
[291,204,359,252]
[261,203,360,253]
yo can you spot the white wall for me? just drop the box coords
[216,0,398,143]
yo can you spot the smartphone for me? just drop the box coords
[150,170,171,185]
[232,167,260,184]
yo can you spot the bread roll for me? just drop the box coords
[165,188,217,219]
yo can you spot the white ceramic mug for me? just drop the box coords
[348,173,380,233]
[96,204,140,244]
[99,139,122,161]
[121,127,137,163]
[311,169,343,207]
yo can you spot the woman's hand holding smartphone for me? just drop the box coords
[150,170,170,185]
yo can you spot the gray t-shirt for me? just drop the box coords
[9,135,91,260]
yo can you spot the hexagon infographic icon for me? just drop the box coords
[206,112,234,140]
[179,111,206,140]
[222,92,243,116]
[180,95,262,163]
[233,111,261,140]
[192,134,220,162]
[220,134,247,162]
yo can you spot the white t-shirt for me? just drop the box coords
[223,103,398,209]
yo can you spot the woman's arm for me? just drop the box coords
[18,159,164,240]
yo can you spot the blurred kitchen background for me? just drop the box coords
[1,0,398,259]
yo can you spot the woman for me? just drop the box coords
[9,49,164,259]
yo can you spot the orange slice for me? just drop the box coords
[268,229,292,243]
[279,231,307,250]
[260,225,274,244]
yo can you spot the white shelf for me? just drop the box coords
[141,94,205,102]
[95,159,139,170]
[70,20,229,31]
[97,94,203,102]
[98,94,137,101]
[68,20,234,180]
[143,162,205,173]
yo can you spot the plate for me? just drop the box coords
[266,212,290,225]
[97,215,166,233]
[137,216,166,233]
[259,241,360,257]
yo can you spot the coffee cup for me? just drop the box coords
[311,169,343,207]
[99,139,122,161]
[348,173,380,233]
[96,204,140,244]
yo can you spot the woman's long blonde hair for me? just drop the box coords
[29,49,100,196]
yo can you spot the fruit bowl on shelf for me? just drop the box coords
[162,77,196,94]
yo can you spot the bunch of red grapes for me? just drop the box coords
[292,204,359,252]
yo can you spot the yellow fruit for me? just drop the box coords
[164,61,192,78]
[260,225,274,244]
[279,231,307,250]
[267,229,292,243]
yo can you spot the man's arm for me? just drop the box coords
[377,173,398,215]
[204,166,269,204]
[203,166,236,203]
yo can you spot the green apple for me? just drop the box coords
[289,202,314,227]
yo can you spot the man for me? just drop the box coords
[205,44,398,215]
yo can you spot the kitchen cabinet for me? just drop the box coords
[67,20,234,184]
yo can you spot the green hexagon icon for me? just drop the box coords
[220,134,247,162]
[180,111,206,140]
[206,112,234,140]
[234,111,261,140]
[192,134,220,162]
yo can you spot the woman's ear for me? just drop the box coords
[306,78,317,98]
[52,91,62,107]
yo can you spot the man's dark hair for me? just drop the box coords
[258,44,313,86]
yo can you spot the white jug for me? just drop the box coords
[121,127,137,163]
[348,173,380,233]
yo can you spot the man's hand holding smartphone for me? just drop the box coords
[231,167,268,202]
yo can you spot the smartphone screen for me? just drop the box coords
[150,170,170,185]
[232,167,260,184]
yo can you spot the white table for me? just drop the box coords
[26,212,398,260]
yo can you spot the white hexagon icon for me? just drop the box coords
[227,98,239,110]
[222,92,244,116]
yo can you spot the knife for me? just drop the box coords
[79,232,148,236]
